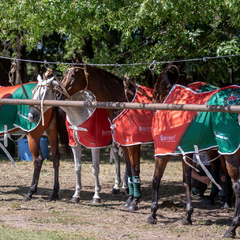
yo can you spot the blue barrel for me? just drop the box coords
[18,137,49,161]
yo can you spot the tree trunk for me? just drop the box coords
[15,34,26,84]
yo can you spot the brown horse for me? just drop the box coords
[0,82,69,201]
[56,55,154,211]
[23,107,69,201]
[148,65,240,238]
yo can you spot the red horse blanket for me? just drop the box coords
[152,84,240,156]
[110,85,154,146]
[66,108,112,148]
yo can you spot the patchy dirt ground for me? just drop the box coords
[0,144,238,240]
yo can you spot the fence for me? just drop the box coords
[0,98,240,113]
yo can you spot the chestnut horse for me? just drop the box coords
[0,82,69,201]
[56,56,154,211]
[149,65,240,238]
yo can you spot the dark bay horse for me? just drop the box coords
[149,65,240,238]
[56,56,154,211]
[0,82,69,201]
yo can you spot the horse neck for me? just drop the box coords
[86,67,127,119]
[152,69,179,103]
[61,105,93,126]
[61,93,94,126]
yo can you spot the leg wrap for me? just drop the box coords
[128,176,134,196]
[133,176,141,198]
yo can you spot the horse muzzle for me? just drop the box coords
[28,108,40,123]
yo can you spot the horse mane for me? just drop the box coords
[152,64,180,103]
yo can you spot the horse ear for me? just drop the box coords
[45,76,55,85]
[77,52,83,63]
[37,74,42,83]
[52,80,59,87]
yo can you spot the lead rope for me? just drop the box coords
[44,68,72,100]
[194,145,222,191]
[8,60,30,99]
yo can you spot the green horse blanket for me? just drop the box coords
[0,82,40,134]
[152,84,240,156]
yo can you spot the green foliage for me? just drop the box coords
[0,0,240,85]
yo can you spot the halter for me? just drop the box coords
[44,68,72,100]
[65,64,89,93]
[31,81,55,126]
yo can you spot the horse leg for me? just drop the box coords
[223,152,240,238]
[111,143,122,195]
[111,143,129,195]
[122,146,134,208]
[122,165,129,195]
[181,157,193,225]
[220,155,233,208]
[147,156,170,224]
[70,144,82,203]
[22,134,43,201]
[91,148,101,203]
[23,109,53,201]
[124,145,141,211]
[45,113,60,200]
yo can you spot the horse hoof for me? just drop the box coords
[124,196,133,208]
[70,197,80,203]
[22,195,32,202]
[128,197,140,212]
[128,204,138,211]
[224,229,236,238]
[92,198,101,203]
[147,216,157,225]
[50,195,59,201]
[181,218,192,225]
[111,188,120,195]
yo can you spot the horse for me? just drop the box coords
[187,82,233,207]
[55,55,154,211]
[0,82,69,201]
[28,75,128,203]
[148,64,240,238]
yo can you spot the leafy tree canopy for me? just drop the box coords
[0,0,240,85]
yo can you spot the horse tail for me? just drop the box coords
[55,107,72,155]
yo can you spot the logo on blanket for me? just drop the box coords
[226,92,240,105]
[160,135,176,142]
[214,131,229,141]
[139,125,152,132]
[102,130,111,136]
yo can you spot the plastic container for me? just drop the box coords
[18,137,49,161]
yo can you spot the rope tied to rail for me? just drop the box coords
[8,60,30,100]
[8,60,16,86]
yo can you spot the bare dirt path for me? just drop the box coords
[0,145,237,239]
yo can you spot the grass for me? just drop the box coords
[0,226,97,240]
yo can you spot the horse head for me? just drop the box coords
[152,65,182,103]
[56,56,87,100]
[28,75,59,123]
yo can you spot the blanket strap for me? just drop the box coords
[194,145,222,191]
[4,125,8,147]
[178,146,199,172]
[0,141,16,166]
